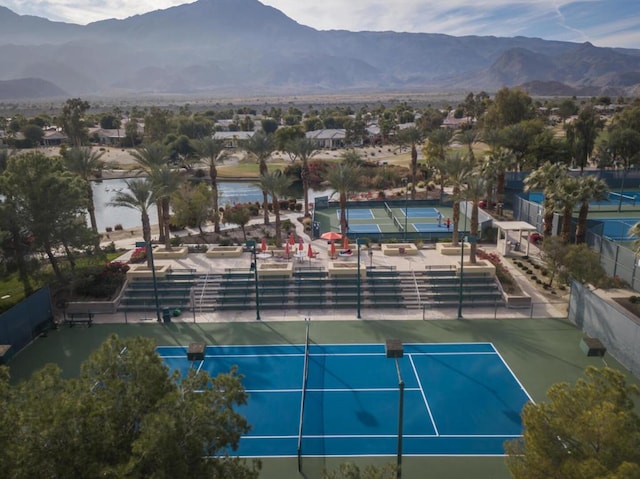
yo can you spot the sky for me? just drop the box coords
[2,0,639,49]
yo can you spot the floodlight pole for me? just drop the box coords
[356,239,365,319]
[402,178,408,241]
[148,240,161,323]
[247,240,261,321]
[457,205,468,320]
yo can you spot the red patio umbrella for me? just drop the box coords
[261,238,267,252]
[307,244,314,260]
[284,242,290,258]
[288,232,295,246]
[330,240,336,257]
[321,231,342,241]
[298,237,304,252]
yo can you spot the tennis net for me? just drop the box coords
[393,214,405,232]
[384,202,393,219]
[297,323,311,472]
[609,191,636,205]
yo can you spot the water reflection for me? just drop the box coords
[92,178,331,232]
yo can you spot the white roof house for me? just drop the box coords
[305,129,346,149]
[213,131,255,148]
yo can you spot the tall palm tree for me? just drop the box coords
[194,138,228,233]
[285,137,318,217]
[260,170,293,246]
[434,152,473,246]
[575,176,608,244]
[396,127,423,200]
[327,162,362,235]
[554,176,581,242]
[423,128,453,201]
[150,165,183,251]
[629,222,640,252]
[454,128,480,163]
[63,147,105,250]
[524,162,568,237]
[244,131,275,225]
[107,179,157,268]
[460,175,487,264]
[130,143,170,242]
[487,147,515,206]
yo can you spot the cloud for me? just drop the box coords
[2,0,638,48]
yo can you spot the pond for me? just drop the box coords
[92,178,331,232]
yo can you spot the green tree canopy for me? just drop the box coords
[505,367,640,479]
[0,335,261,478]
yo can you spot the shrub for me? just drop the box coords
[114,224,123,231]
[630,296,639,304]
[105,226,113,233]
[170,236,182,247]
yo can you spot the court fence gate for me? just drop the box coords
[568,280,640,376]
[0,287,53,363]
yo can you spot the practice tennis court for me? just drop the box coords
[336,209,375,220]
[347,224,382,234]
[158,339,532,459]
[599,217,640,240]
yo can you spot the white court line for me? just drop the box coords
[409,354,440,436]
[489,343,536,405]
[242,433,519,440]
[246,387,422,394]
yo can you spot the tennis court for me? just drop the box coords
[599,217,640,240]
[336,209,375,220]
[158,339,531,459]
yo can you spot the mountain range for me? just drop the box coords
[0,0,639,100]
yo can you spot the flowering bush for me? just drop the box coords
[477,248,521,294]
[129,247,147,264]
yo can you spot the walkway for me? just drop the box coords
[96,212,568,324]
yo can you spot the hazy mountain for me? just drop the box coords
[0,78,67,99]
[0,0,638,99]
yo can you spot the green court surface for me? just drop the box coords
[8,318,636,479]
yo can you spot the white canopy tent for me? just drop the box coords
[494,221,538,257]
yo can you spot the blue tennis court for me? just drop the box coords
[400,207,441,219]
[601,217,640,240]
[336,209,374,220]
[412,223,450,233]
[158,342,531,458]
[348,224,382,234]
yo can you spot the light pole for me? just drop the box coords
[356,238,366,319]
[457,205,468,320]
[402,178,408,241]
[246,240,261,320]
[147,240,161,322]
[386,339,404,479]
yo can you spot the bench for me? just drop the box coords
[66,312,94,327]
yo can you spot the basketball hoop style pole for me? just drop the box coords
[386,340,404,479]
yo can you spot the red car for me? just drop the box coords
[529,233,543,245]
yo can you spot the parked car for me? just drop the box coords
[529,232,543,245]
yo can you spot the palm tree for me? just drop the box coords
[575,176,608,244]
[194,138,228,233]
[524,162,568,237]
[423,128,453,201]
[554,176,581,242]
[260,170,293,246]
[63,147,105,250]
[460,175,487,264]
[244,131,275,225]
[284,137,318,217]
[629,222,640,252]
[327,162,362,235]
[130,143,170,243]
[150,165,183,251]
[486,147,515,207]
[434,152,473,246]
[396,127,423,199]
[108,179,157,268]
[454,128,480,163]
